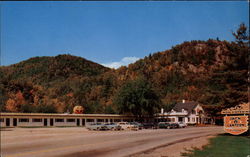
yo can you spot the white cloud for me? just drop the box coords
[102,57,140,69]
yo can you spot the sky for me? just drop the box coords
[0,1,249,68]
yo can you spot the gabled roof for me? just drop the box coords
[172,101,199,113]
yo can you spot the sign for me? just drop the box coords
[221,103,249,115]
[224,116,249,135]
[73,106,84,114]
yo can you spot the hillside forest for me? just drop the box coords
[0,23,249,117]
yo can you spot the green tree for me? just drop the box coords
[20,104,35,113]
[35,104,56,113]
[232,23,249,45]
[114,77,161,119]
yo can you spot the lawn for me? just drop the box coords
[182,134,250,157]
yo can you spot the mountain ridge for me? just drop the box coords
[0,39,248,114]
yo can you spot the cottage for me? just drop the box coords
[157,100,210,124]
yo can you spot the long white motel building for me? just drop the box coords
[0,113,136,127]
[0,101,211,127]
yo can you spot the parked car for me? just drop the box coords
[177,122,187,128]
[158,122,178,129]
[129,122,143,130]
[158,122,171,129]
[86,123,108,131]
[104,123,122,130]
[142,122,158,129]
[117,122,138,130]
[170,123,179,129]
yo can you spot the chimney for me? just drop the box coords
[182,99,185,103]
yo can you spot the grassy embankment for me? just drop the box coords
[182,134,250,157]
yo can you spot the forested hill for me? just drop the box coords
[0,39,248,114]
[0,54,112,113]
[0,54,110,85]
[116,39,248,111]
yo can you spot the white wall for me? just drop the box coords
[0,116,136,127]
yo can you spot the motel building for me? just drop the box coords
[0,112,136,127]
[0,101,211,127]
[156,100,211,124]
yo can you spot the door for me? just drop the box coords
[6,118,10,127]
[44,119,47,126]
[82,119,85,126]
[13,118,17,126]
[77,119,80,126]
[50,119,54,126]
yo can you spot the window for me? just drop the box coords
[0,118,4,122]
[192,118,195,122]
[19,118,29,122]
[188,118,190,122]
[114,119,121,122]
[166,118,171,122]
[178,117,184,122]
[55,119,64,122]
[97,119,104,122]
[66,119,75,122]
[86,119,94,122]
[32,119,42,122]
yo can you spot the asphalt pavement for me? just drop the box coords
[1,126,223,157]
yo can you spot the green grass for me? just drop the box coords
[182,134,250,157]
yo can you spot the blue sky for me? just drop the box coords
[1,1,249,68]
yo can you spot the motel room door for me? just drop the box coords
[77,119,80,126]
[13,118,17,126]
[82,119,85,126]
[44,119,48,126]
[50,119,54,126]
[6,118,10,127]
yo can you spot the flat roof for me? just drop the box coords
[0,112,134,118]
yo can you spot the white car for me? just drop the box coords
[117,122,138,130]
[178,122,187,128]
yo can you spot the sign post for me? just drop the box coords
[221,103,249,135]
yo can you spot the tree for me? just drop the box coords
[232,23,249,45]
[35,104,56,113]
[114,77,161,119]
[5,99,18,112]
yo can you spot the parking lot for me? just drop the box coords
[1,126,223,157]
